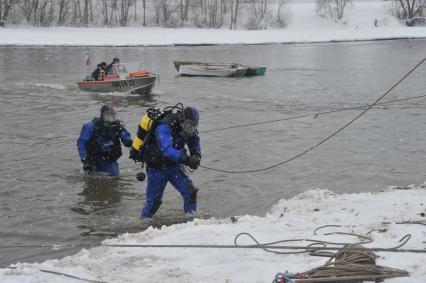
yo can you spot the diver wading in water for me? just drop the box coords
[129,104,201,218]
[77,105,133,176]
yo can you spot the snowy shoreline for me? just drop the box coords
[1,184,426,283]
[1,26,426,47]
[1,37,426,48]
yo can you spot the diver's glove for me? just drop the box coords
[82,158,94,173]
[179,152,201,170]
[123,139,133,148]
[187,154,201,170]
[129,147,140,162]
[179,152,190,164]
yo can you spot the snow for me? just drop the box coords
[1,184,426,283]
[0,2,425,46]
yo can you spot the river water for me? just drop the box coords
[0,40,425,266]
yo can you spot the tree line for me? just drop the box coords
[0,0,424,28]
[0,0,288,28]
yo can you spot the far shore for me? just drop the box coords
[0,26,426,47]
[1,36,426,48]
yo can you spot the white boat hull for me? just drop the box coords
[175,61,247,77]
[77,75,157,95]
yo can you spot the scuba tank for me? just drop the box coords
[131,103,184,181]
[131,109,160,154]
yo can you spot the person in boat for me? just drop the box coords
[77,105,133,176]
[105,57,120,76]
[91,62,107,81]
[129,105,201,218]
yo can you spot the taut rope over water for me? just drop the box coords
[200,55,426,174]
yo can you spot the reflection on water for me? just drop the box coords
[72,176,123,216]
[88,91,159,108]
[72,176,138,237]
[71,175,212,238]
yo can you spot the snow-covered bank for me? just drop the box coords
[2,184,426,283]
[1,26,426,47]
[1,2,425,46]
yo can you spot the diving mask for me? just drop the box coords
[102,110,117,123]
[181,119,198,135]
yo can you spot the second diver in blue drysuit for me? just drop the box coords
[130,106,202,218]
[77,105,132,176]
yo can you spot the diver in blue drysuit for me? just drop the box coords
[77,105,132,176]
[130,106,202,218]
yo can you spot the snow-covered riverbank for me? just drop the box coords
[1,184,426,283]
[1,2,425,46]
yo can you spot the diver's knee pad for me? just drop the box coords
[150,197,163,215]
[188,182,199,204]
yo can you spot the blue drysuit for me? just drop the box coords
[141,123,201,218]
[77,119,132,176]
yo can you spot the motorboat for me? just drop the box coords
[173,61,248,77]
[78,62,157,95]
[173,60,266,77]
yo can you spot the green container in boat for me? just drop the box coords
[245,66,267,76]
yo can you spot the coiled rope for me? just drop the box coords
[200,55,426,174]
[274,244,409,282]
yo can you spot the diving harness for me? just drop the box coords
[131,103,185,182]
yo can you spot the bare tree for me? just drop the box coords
[34,0,53,26]
[120,0,135,26]
[110,0,119,25]
[20,0,38,23]
[154,2,160,25]
[185,0,190,22]
[191,0,223,27]
[179,0,190,25]
[101,0,109,25]
[134,0,136,21]
[335,0,348,20]
[229,0,239,29]
[156,0,178,27]
[316,0,351,21]
[142,0,146,25]
[251,0,268,21]
[71,0,81,25]
[43,0,54,26]
[16,0,56,26]
[57,0,68,25]
[246,0,269,29]
[220,0,224,25]
[317,0,331,17]
[200,0,205,23]
[276,0,287,27]
[89,0,93,22]
[391,0,425,26]
[83,0,89,25]
[0,0,20,27]
[198,0,220,27]
[210,0,219,27]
